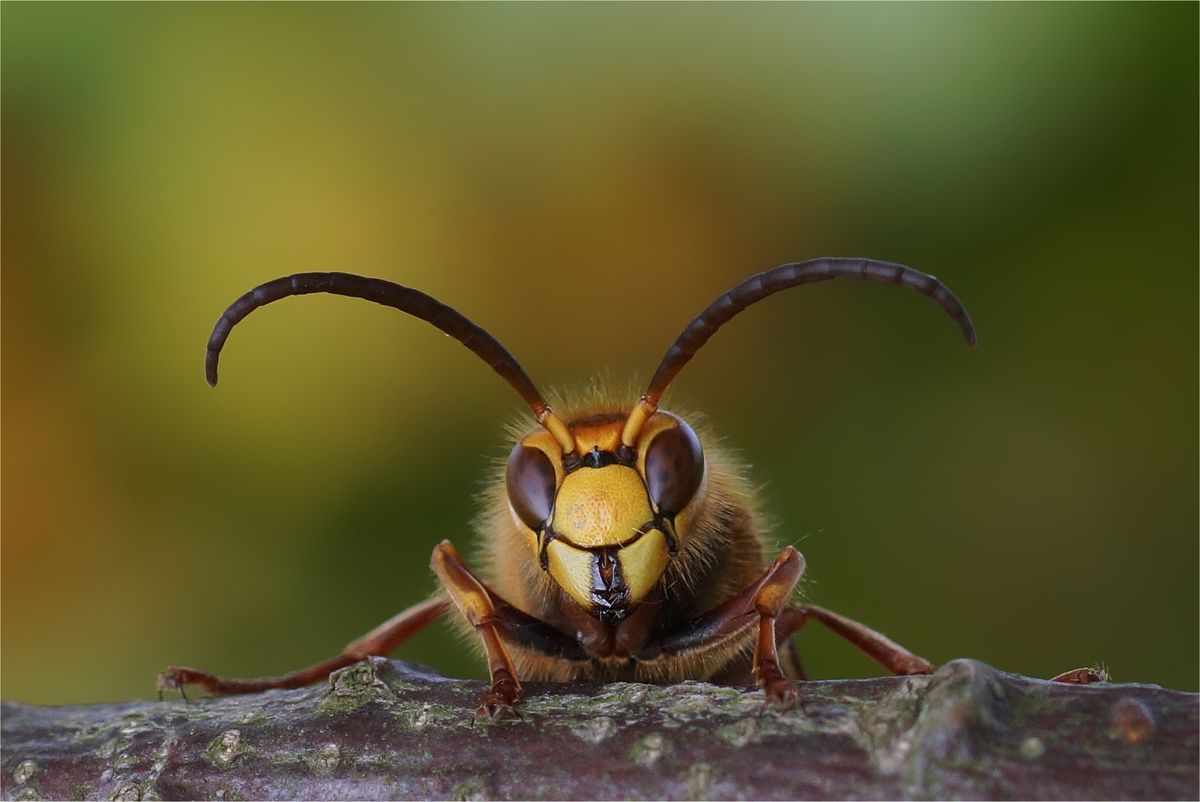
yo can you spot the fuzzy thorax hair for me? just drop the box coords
[461,382,779,682]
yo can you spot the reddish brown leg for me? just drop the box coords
[429,540,524,720]
[774,603,933,676]
[157,596,448,698]
[1050,665,1108,684]
[749,548,806,705]
[642,547,807,706]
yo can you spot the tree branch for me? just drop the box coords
[2,658,1196,800]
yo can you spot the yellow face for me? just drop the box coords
[544,465,670,614]
[505,411,705,624]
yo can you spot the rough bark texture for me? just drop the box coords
[2,658,1197,801]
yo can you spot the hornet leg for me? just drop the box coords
[430,540,526,720]
[158,596,448,698]
[774,603,933,676]
[641,546,807,705]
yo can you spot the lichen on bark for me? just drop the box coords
[2,658,1196,800]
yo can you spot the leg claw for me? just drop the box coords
[896,656,935,675]
[156,666,211,702]
[474,702,521,722]
[472,689,523,723]
[1050,665,1109,685]
[762,680,799,711]
[157,667,187,702]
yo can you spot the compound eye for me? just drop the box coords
[644,420,704,517]
[505,443,557,532]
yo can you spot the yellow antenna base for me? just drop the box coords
[621,397,657,447]
[540,410,575,455]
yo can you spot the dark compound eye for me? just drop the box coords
[505,443,557,532]
[644,420,704,517]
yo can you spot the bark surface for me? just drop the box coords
[2,658,1197,801]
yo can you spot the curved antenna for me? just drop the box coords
[622,258,977,446]
[206,272,575,454]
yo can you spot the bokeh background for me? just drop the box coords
[3,3,1196,704]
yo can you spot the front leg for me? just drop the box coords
[430,540,588,719]
[640,547,933,705]
[748,548,806,703]
[641,547,807,705]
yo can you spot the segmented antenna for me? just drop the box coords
[622,258,977,445]
[206,272,575,452]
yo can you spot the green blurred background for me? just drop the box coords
[3,3,1196,704]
